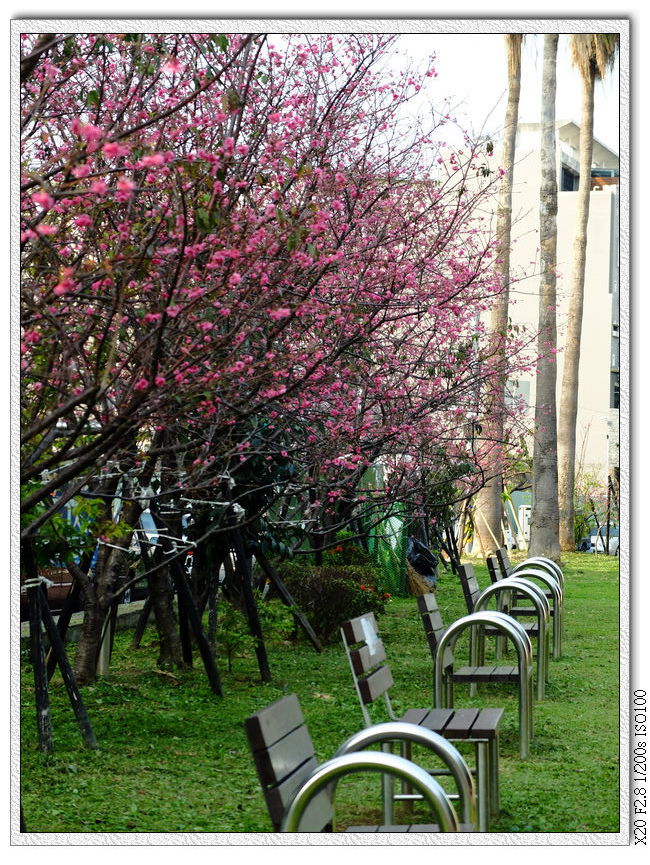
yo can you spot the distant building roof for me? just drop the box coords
[515,120,619,171]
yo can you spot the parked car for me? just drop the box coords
[20,565,83,622]
[589,526,619,555]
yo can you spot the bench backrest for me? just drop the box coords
[244,693,333,831]
[458,563,482,613]
[416,592,454,670]
[495,547,513,578]
[340,612,395,726]
[486,556,501,584]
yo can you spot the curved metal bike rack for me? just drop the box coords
[512,556,564,591]
[334,721,476,828]
[434,611,534,759]
[509,566,564,658]
[474,578,551,701]
[280,751,460,832]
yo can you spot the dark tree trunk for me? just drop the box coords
[230,529,271,683]
[136,533,183,668]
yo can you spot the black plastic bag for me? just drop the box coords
[406,536,439,587]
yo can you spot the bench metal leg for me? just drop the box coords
[381,741,395,825]
[535,622,548,701]
[399,740,414,815]
[489,736,500,818]
[476,742,489,832]
[518,673,531,759]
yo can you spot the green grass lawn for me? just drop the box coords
[18,552,622,836]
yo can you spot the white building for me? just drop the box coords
[504,119,620,485]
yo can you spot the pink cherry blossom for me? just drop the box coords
[268,308,292,321]
[32,191,53,211]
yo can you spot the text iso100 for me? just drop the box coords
[634,690,646,845]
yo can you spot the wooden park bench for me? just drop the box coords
[340,612,504,830]
[491,549,564,658]
[458,562,550,673]
[472,578,551,700]
[424,605,535,760]
[417,580,547,708]
[244,692,476,832]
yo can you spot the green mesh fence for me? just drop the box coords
[365,508,408,597]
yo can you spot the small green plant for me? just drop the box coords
[215,602,254,672]
[255,592,295,639]
[573,467,616,545]
[216,592,295,671]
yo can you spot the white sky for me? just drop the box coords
[394,32,621,154]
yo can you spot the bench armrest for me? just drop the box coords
[280,751,459,832]
[334,721,476,827]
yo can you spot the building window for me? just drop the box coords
[506,379,531,409]
[611,372,620,410]
[561,165,579,191]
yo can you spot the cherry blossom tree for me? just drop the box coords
[20,31,527,684]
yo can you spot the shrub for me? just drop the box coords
[280,560,391,642]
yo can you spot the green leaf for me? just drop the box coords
[196,209,211,234]
[86,90,100,108]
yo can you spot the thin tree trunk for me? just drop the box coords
[530,33,561,562]
[558,62,596,550]
[473,34,522,556]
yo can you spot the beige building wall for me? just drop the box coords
[502,120,619,484]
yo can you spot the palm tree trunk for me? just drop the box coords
[557,32,618,551]
[529,34,561,561]
[472,34,522,556]
[558,64,596,550]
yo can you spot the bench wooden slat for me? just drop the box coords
[244,692,305,751]
[454,665,498,681]
[442,708,480,739]
[470,708,505,739]
[378,825,413,832]
[486,557,500,584]
[458,564,482,612]
[346,825,381,832]
[490,666,518,682]
[412,708,456,733]
[349,639,387,676]
[495,547,512,577]
[399,707,433,726]
[511,603,555,614]
[416,593,438,614]
[341,612,379,645]
[250,724,315,787]
[358,663,394,704]
[421,610,446,634]
[261,757,329,829]
[416,597,454,668]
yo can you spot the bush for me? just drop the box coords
[280,559,391,642]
